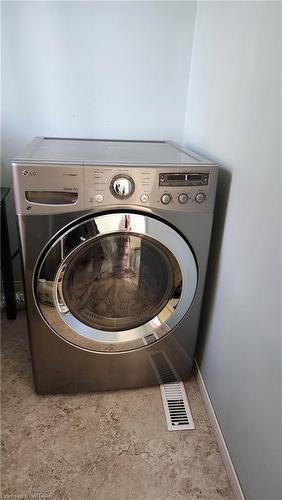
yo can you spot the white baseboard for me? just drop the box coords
[194,360,245,500]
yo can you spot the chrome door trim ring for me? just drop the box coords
[35,212,198,353]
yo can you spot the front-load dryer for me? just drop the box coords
[12,138,218,393]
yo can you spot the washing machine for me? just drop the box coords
[12,138,218,394]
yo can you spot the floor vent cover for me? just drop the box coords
[160,381,195,431]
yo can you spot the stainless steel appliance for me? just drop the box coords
[12,138,218,393]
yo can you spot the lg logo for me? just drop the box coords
[22,170,37,176]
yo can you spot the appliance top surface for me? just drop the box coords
[14,137,215,166]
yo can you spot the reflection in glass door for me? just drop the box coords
[61,232,181,332]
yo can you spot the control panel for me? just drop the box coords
[84,165,217,213]
[12,163,217,215]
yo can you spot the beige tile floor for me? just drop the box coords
[1,311,233,500]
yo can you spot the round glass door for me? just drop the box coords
[36,212,198,352]
[61,233,180,332]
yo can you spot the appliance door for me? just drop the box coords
[35,212,197,352]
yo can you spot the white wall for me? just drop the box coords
[1,0,196,277]
[184,2,281,499]
[2,0,196,182]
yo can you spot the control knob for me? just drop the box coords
[111,175,135,199]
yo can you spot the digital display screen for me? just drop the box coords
[159,172,209,186]
[167,174,186,181]
[188,174,202,181]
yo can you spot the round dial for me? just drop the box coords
[111,175,135,199]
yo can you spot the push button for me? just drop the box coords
[140,193,149,203]
[195,192,205,203]
[178,193,188,204]
[161,193,172,205]
[95,194,104,203]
